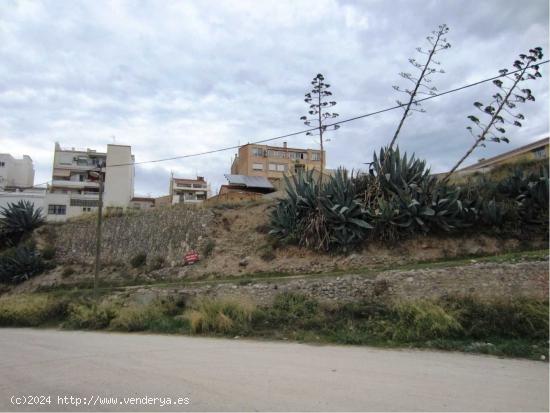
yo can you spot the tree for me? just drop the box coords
[442,47,544,182]
[300,73,340,188]
[389,24,451,150]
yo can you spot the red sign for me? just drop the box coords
[184,250,200,265]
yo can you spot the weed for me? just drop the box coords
[64,300,119,330]
[201,239,215,258]
[0,294,67,326]
[61,266,75,278]
[130,252,147,268]
[41,245,56,260]
[184,297,256,334]
[390,300,463,341]
[148,256,165,271]
[110,298,186,333]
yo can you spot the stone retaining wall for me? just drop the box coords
[50,206,213,265]
[130,260,549,304]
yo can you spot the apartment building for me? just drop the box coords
[454,136,549,176]
[45,142,135,221]
[230,142,325,188]
[169,176,209,204]
[0,153,35,189]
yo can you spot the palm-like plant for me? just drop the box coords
[0,200,45,245]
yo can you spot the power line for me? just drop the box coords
[26,61,550,173]
[106,60,548,168]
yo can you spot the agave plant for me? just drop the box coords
[269,169,372,251]
[0,200,45,245]
[0,243,45,284]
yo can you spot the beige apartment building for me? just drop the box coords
[230,142,325,187]
[45,142,135,221]
[169,176,209,204]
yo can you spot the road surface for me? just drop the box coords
[0,328,547,411]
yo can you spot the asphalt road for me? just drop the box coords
[0,329,547,412]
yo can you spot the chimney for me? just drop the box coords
[283,142,287,148]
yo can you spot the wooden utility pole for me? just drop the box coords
[93,168,104,303]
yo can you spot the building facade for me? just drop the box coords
[0,154,35,189]
[169,176,209,205]
[45,142,135,221]
[455,136,549,176]
[0,187,46,216]
[230,142,325,188]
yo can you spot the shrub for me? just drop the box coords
[0,243,46,284]
[258,244,276,262]
[0,200,45,245]
[40,245,56,260]
[61,266,75,278]
[270,169,372,251]
[130,252,147,268]
[184,297,256,334]
[0,294,67,326]
[201,239,215,258]
[148,255,165,271]
[390,300,463,341]
[441,296,549,340]
[65,301,119,330]
[109,298,183,332]
[263,292,323,329]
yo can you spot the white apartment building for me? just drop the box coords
[45,142,135,221]
[0,153,35,189]
[169,176,209,204]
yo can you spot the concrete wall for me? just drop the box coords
[104,144,134,208]
[0,154,34,188]
[0,190,45,216]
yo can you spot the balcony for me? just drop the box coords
[51,180,99,189]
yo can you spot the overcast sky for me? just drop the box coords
[1,0,548,196]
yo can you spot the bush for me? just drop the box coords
[109,298,184,332]
[130,252,147,268]
[40,245,56,260]
[0,294,67,326]
[65,301,119,330]
[148,255,165,271]
[184,297,256,334]
[0,200,45,246]
[390,300,463,341]
[201,239,215,258]
[0,242,46,284]
[441,296,549,340]
[61,266,75,278]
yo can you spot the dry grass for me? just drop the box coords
[184,297,256,334]
[0,294,67,326]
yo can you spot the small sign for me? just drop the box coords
[184,250,200,265]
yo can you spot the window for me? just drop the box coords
[311,152,321,161]
[277,164,286,172]
[83,207,92,212]
[70,199,99,207]
[0,161,4,167]
[289,152,306,160]
[268,150,285,158]
[252,163,263,171]
[48,204,66,215]
[533,147,546,159]
[252,148,264,157]
[269,163,277,171]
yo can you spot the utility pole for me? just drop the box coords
[93,167,104,303]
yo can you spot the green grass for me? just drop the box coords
[0,291,547,360]
[0,294,68,326]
